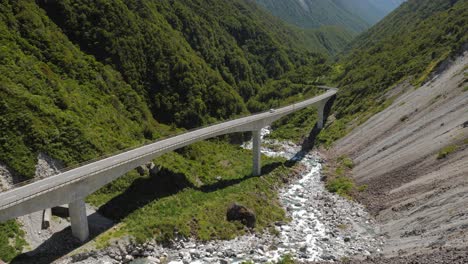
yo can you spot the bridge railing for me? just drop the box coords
[3,87,334,192]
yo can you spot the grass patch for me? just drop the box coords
[437,145,458,159]
[357,184,368,192]
[277,254,296,264]
[0,220,27,262]
[326,177,354,198]
[89,140,293,244]
[268,107,318,143]
[323,155,362,199]
[338,155,354,169]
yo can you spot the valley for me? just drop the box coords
[0,0,467,263]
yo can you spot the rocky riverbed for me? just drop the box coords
[65,128,382,264]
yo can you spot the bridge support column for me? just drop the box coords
[69,199,89,242]
[252,129,262,176]
[317,100,327,129]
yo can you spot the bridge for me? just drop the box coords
[0,87,337,242]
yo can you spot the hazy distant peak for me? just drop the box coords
[254,0,405,33]
[297,0,310,12]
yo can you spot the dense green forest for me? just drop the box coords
[37,0,339,128]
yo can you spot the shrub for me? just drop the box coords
[326,177,355,198]
[277,254,295,264]
[437,145,458,159]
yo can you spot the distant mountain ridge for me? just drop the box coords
[253,0,405,33]
[332,0,406,25]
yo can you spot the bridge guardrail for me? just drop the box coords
[0,87,336,210]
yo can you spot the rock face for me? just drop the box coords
[0,163,14,191]
[226,203,256,228]
[35,152,64,179]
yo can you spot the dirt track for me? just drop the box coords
[330,52,468,260]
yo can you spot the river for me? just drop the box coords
[71,127,382,264]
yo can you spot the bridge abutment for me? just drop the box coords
[252,129,262,176]
[69,198,89,242]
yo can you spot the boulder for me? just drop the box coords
[226,203,256,228]
[136,165,148,176]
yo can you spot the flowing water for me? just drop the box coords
[72,128,382,264]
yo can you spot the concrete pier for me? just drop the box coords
[317,100,327,129]
[252,130,262,176]
[69,199,89,242]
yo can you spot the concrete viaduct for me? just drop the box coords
[0,87,337,242]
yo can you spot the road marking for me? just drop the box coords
[38,183,49,189]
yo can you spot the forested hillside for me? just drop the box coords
[0,1,331,259]
[0,0,333,180]
[0,0,169,179]
[36,0,348,128]
[319,0,467,145]
[253,0,404,33]
[331,0,405,25]
[254,0,368,33]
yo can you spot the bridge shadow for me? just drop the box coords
[98,168,196,220]
[11,211,112,264]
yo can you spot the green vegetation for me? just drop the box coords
[0,0,172,178]
[88,141,292,243]
[0,0,334,179]
[37,0,333,128]
[0,0,334,258]
[324,155,366,199]
[277,254,296,264]
[268,107,317,142]
[0,220,27,262]
[1,0,466,260]
[254,0,369,33]
[313,0,468,147]
[327,177,355,198]
[339,155,354,169]
[437,145,458,159]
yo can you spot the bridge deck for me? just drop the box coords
[0,88,337,214]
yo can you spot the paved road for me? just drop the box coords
[0,87,337,212]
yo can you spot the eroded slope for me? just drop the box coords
[334,53,468,255]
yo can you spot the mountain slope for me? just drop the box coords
[254,0,369,33]
[331,0,405,25]
[333,52,467,257]
[0,1,333,260]
[37,0,336,128]
[0,0,167,179]
[253,0,405,33]
[317,0,467,145]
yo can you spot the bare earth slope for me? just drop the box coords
[333,52,468,256]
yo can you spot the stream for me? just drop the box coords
[71,127,382,264]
